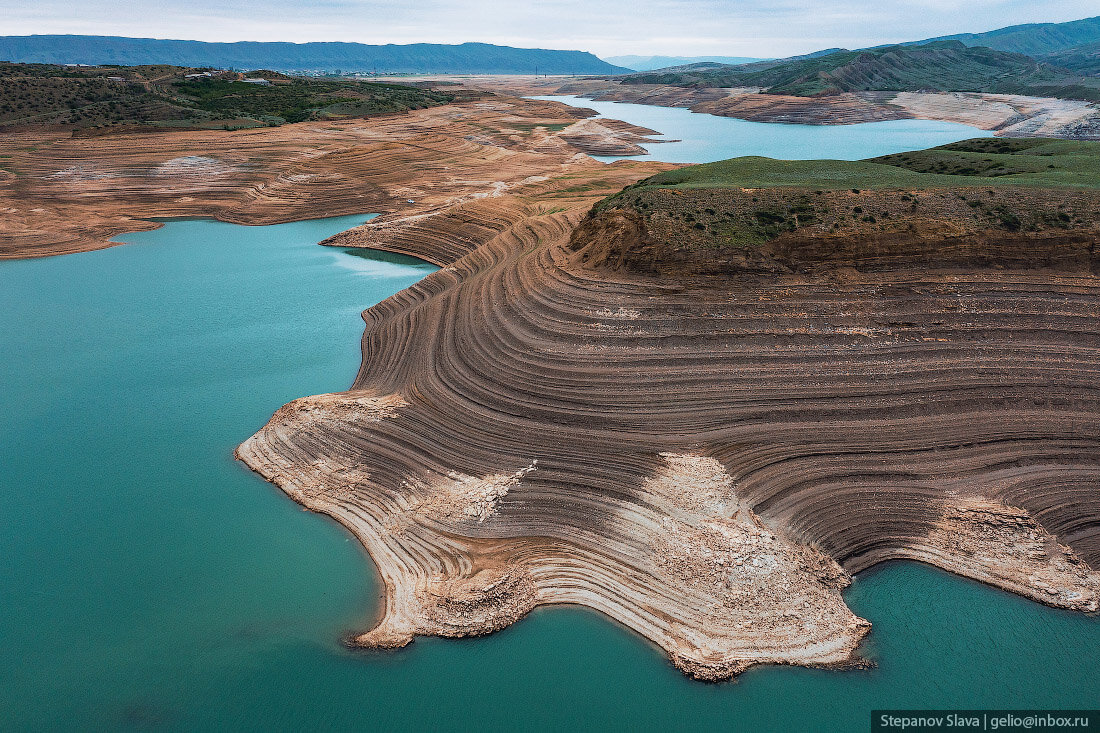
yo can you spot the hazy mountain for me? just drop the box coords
[603,55,764,71]
[908,15,1100,57]
[0,36,631,75]
[619,41,1100,101]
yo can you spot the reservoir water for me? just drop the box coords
[3,211,1097,724]
[530,95,994,163]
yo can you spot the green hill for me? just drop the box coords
[619,41,1100,101]
[0,63,457,130]
[583,139,1100,267]
[606,138,1100,192]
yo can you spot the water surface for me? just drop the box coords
[530,94,993,163]
[3,218,1098,731]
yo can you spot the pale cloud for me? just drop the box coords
[0,0,1094,57]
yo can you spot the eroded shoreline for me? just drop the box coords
[0,95,668,259]
[236,167,1100,678]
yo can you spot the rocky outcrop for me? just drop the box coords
[693,92,909,125]
[879,91,1100,139]
[570,187,1100,279]
[557,118,666,156]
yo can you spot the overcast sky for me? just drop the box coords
[1,0,1095,58]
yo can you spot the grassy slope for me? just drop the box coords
[622,139,1100,192]
[0,63,455,130]
[620,41,1100,101]
[586,139,1100,258]
[1038,41,1100,76]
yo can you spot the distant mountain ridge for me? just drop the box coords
[618,41,1100,101]
[908,15,1100,57]
[603,55,765,71]
[0,35,630,75]
[623,16,1100,81]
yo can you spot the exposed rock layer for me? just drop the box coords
[240,174,1100,679]
[9,86,1099,679]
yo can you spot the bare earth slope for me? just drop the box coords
[0,95,657,259]
[238,162,1100,679]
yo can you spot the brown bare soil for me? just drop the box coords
[0,95,661,259]
[574,186,1100,277]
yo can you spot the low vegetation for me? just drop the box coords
[0,62,456,130]
[586,138,1100,260]
[917,15,1100,59]
[1036,41,1100,77]
[616,138,1100,192]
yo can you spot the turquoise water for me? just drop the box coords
[530,95,994,163]
[3,217,1098,730]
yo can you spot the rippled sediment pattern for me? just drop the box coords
[0,96,661,259]
[239,174,1100,679]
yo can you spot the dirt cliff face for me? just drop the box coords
[240,177,1100,680]
[570,186,1100,278]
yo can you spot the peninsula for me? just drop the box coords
[238,137,1100,678]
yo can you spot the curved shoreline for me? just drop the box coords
[416,75,1100,139]
[237,171,1100,679]
[6,91,1098,680]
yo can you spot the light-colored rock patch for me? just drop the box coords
[924,497,1100,612]
[637,453,870,679]
[415,461,538,524]
[153,156,234,177]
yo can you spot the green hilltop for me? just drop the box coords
[586,139,1100,262]
[912,15,1100,57]
[620,138,1100,192]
